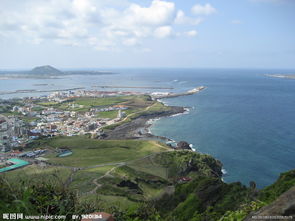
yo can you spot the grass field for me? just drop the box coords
[97,110,118,119]
[2,135,216,211]
[38,101,59,106]
[1,164,72,186]
[128,156,169,179]
[73,96,131,107]
[41,137,169,167]
[79,194,138,210]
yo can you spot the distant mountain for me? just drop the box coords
[0,65,117,79]
[30,65,63,75]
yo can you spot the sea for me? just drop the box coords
[1,68,295,188]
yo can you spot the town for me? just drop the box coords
[0,89,144,153]
[0,86,204,176]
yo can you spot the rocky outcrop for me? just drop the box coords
[176,141,191,150]
[245,186,295,221]
[154,151,223,180]
[117,180,139,190]
[104,106,184,140]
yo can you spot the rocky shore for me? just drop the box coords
[104,105,185,140]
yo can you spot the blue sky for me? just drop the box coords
[0,0,294,69]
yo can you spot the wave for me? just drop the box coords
[166,140,177,147]
[170,108,190,118]
[222,168,228,175]
[146,118,160,124]
[158,99,169,106]
[189,144,196,151]
[146,118,161,133]
[184,107,190,113]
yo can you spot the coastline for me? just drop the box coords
[139,98,229,179]
[144,106,191,138]
[103,86,205,140]
[104,97,192,147]
[104,103,185,140]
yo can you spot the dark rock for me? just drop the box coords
[249,181,256,189]
[176,141,191,150]
[117,180,139,190]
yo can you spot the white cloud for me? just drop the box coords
[72,0,96,14]
[154,26,173,38]
[0,0,216,51]
[174,10,203,25]
[126,0,176,26]
[191,3,216,16]
[123,38,139,46]
[184,30,198,37]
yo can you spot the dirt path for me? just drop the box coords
[82,165,123,196]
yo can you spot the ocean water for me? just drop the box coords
[1,68,295,188]
[149,69,295,188]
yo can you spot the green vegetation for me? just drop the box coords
[219,201,267,221]
[128,151,222,181]
[36,136,169,167]
[1,125,294,217]
[215,169,295,221]
[129,102,172,120]
[258,169,295,203]
[38,101,59,106]
[73,96,130,107]
[36,95,153,113]
[31,106,45,112]
[3,134,231,220]
[0,106,11,114]
[2,165,72,185]
[155,177,252,221]
[97,110,118,119]
[102,99,173,131]
[0,175,77,217]
[1,142,295,220]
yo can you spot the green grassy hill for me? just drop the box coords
[39,137,168,167]
[1,135,295,220]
